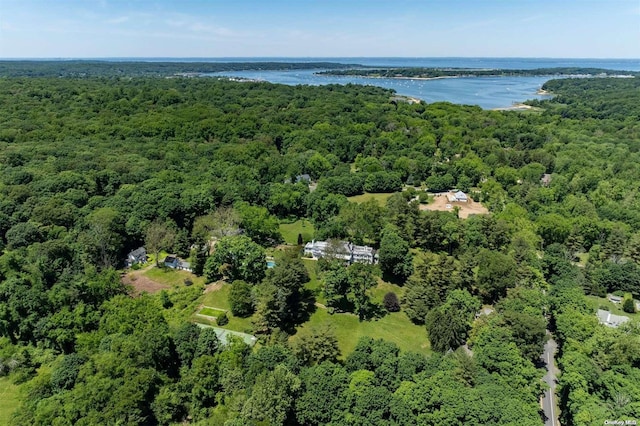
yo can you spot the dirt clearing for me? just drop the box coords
[122,267,171,295]
[420,192,489,218]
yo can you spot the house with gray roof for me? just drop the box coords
[597,309,630,328]
[126,247,147,267]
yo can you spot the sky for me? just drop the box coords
[0,0,638,58]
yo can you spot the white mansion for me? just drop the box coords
[303,240,378,264]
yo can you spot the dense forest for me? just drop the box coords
[0,61,355,77]
[319,67,639,79]
[0,64,639,425]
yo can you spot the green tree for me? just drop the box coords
[203,235,266,283]
[378,226,413,283]
[228,280,255,317]
[402,252,463,324]
[296,362,349,425]
[426,305,468,353]
[623,293,636,313]
[292,325,341,366]
[241,364,301,425]
[476,249,517,303]
[145,220,177,267]
[347,263,377,321]
[254,255,311,333]
[236,202,282,246]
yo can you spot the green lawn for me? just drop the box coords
[587,295,639,319]
[192,260,426,354]
[299,260,418,356]
[144,267,206,287]
[0,376,21,424]
[199,307,226,317]
[347,192,395,206]
[294,308,430,357]
[199,284,255,333]
[302,259,325,305]
[371,279,404,304]
[279,219,315,245]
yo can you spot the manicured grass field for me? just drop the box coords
[199,307,226,317]
[279,219,315,245]
[586,295,639,319]
[347,192,395,206]
[199,284,255,333]
[294,308,430,357]
[371,279,404,304]
[302,259,326,305]
[144,267,206,287]
[0,376,21,424]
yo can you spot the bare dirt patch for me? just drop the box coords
[419,192,489,218]
[122,267,171,295]
[204,281,225,293]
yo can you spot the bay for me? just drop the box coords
[200,57,640,109]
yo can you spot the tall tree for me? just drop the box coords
[145,220,177,267]
[347,263,377,321]
[378,226,413,283]
[203,235,266,283]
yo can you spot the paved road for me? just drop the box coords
[541,334,560,426]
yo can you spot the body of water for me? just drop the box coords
[199,57,639,109]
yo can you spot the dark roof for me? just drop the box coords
[163,255,177,263]
[129,247,146,259]
[130,247,146,256]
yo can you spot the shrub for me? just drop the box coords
[217,312,229,326]
[383,292,401,312]
[184,278,193,286]
[229,280,255,317]
[623,293,636,313]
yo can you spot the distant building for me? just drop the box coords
[608,294,623,304]
[296,174,311,183]
[446,191,468,203]
[303,240,377,264]
[163,255,192,272]
[126,247,147,267]
[596,309,630,328]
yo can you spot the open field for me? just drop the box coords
[587,295,639,319]
[420,192,489,218]
[122,266,205,295]
[293,308,430,357]
[0,377,21,424]
[279,219,315,245]
[347,192,395,205]
[296,266,426,356]
[199,283,254,333]
[199,306,226,317]
[144,267,205,286]
[302,258,325,304]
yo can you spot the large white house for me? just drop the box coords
[303,240,377,264]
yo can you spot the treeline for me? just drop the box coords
[0,60,355,77]
[319,67,638,79]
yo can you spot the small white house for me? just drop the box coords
[454,191,468,202]
[596,309,629,328]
